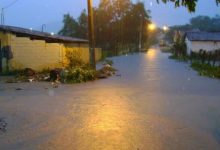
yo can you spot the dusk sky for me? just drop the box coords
[0,0,219,32]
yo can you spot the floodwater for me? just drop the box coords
[0,47,220,150]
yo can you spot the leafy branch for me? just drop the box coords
[157,0,219,12]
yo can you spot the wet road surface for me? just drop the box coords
[0,47,220,149]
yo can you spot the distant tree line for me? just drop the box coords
[59,0,156,55]
[165,15,220,43]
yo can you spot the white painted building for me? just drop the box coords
[185,32,220,55]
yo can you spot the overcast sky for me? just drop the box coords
[0,0,219,32]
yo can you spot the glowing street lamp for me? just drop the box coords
[148,23,156,31]
[163,25,169,32]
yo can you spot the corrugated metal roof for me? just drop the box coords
[186,32,220,42]
[0,25,88,43]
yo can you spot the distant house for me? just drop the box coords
[185,32,220,55]
[0,25,102,73]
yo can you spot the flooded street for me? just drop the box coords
[1,47,220,150]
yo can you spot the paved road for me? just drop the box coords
[1,47,220,150]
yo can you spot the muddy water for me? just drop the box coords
[0,47,220,150]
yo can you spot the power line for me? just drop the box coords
[1,0,19,25]
[3,0,19,9]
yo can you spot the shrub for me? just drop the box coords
[66,50,84,68]
[65,67,96,83]
[191,62,220,79]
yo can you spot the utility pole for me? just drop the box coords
[87,0,96,69]
[1,8,5,25]
[42,24,46,32]
[139,14,143,52]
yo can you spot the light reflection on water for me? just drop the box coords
[1,47,220,150]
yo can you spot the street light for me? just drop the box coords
[148,23,156,31]
[87,0,96,69]
[163,25,169,32]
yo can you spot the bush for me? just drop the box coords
[65,67,96,83]
[66,50,84,68]
[191,62,220,79]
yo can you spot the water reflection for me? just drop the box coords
[2,47,220,150]
[146,48,157,60]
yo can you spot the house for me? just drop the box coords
[0,25,102,73]
[185,32,220,55]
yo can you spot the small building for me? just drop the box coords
[0,25,102,73]
[185,32,220,55]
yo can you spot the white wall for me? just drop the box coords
[185,37,220,55]
[185,37,192,55]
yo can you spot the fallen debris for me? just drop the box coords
[23,68,36,77]
[16,88,23,91]
[4,59,118,84]
[0,118,7,133]
[96,64,117,79]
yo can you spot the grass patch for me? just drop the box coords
[169,54,189,62]
[191,62,220,79]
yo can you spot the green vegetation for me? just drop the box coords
[191,62,220,79]
[165,15,220,43]
[157,0,220,12]
[4,50,116,84]
[168,29,220,79]
[168,30,188,61]
[63,50,115,84]
[169,55,189,61]
[65,67,96,83]
[59,0,157,57]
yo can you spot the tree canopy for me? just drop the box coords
[59,0,154,55]
[165,15,220,42]
[158,0,220,12]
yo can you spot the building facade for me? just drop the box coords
[185,32,220,55]
[0,25,102,73]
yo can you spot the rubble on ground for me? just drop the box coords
[96,63,117,79]
[4,59,118,84]
[0,118,7,133]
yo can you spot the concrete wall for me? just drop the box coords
[0,33,102,72]
[185,37,220,55]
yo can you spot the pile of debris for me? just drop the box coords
[97,59,117,79]
[0,118,7,133]
[5,59,118,84]
[6,68,51,83]
[96,64,117,79]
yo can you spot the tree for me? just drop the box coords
[76,9,88,39]
[58,14,78,37]
[59,0,152,55]
[59,10,88,39]
[94,0,151,53]
[157,0,220,12]
[165,15,220,42]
